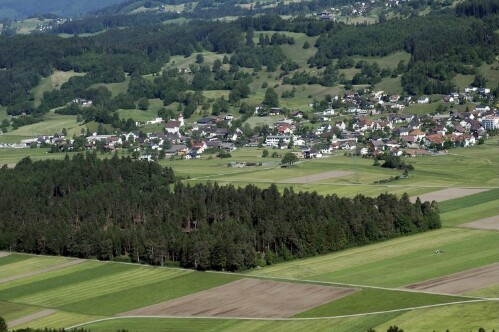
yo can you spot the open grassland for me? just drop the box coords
[0,112,84,143]
[0,255,239,328]
[117,98,164,122]
[0,301,41,322]
[478,60,499,88]
[0,255,72,280]
[90,76,130,98]
[33,71,85,107]
[247,228,499,287]
[80,314,400,332]
[295,288,467,317]
[375,301,499,332]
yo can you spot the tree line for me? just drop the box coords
[0,153,440,272]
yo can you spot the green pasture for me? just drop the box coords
[441,199,499,227]
[0,112,83,143]
[14,311,102,330]
[375,76,403,94]
[117,98,164,122]
[90,76,130,98]
[248,228,499,287]
[0,257,238,324]
[438,188,499,227]
[0,255,71,280]
[479,61,499,88]
[295,288,467,317]
[0,301,40,322]
[75,314,401,332]
[467,283,499,298]
[376,301,499,332]
[33,71,85,107]
[0,148,70,165]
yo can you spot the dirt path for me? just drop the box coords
[461,215,499,231]
[280,171,353,184]
[404,263,499,294]
[0,259,83,284]
[0,252,11,258]
[410,188,489,203]
[120,278,356,318]
[8,309,57,327]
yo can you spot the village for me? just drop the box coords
[3,86,498,162]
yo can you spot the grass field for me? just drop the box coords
[247,228,499,287]
[0,111,84,143]
[32,71,85,107]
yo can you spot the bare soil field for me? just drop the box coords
[405,263,499,295]
[8,309,57,328]
[0,259,83,284]
[410,188,489,203]
[461,215,499,231]
[120,278,356,318]
[281,171,353,184]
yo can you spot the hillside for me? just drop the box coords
[0,0,128,19]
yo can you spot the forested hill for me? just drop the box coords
[0,154,440,271]
[0,0,128,19]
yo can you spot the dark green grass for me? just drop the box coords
[0,254,31,267]
[0,263,134,301]
[294,288,469,317]
[438,188,499,213]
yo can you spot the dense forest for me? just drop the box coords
[0,154,441,271]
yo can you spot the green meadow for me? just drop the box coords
[247,228,499,287]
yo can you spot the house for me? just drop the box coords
[265,135,291,147]
[146,118,164,125]
[481,116,499,130]
[269,108,283,116]
[417,97,429,104]
[190,140,207,153]
[409,129,425,140]
[219,142,237,151]
[292,111,304,119]
[165,120,181,134]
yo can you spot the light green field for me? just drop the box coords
[0,255,71,280]
[33,71,85,107]
[247,228,499,287]
[11,18,45,34]
[295,288,467,317]
[72,314,402,332]
[90,76,130,98]
[376,301,499,332]
[15,311,102,330]
[1,112,84,143]
[478,60,499,89]
[0,301,40,322]
[117,98,164,122]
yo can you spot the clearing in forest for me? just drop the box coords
[120,278,356,318]
[405,263,499,295]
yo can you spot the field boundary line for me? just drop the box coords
[65,299,497,330]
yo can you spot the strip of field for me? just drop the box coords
[405,263,499,295]
[248,228,499,288]
[0,259,83,284]
[120,279,356,318]
[410,188,489,203]
[8,309,57,328]
[0,256,75,280]
[279,171,354,184]
[461,215,499,231]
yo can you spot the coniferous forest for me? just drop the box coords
[0,154,440,271]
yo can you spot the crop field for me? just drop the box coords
[247,228,499,287]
